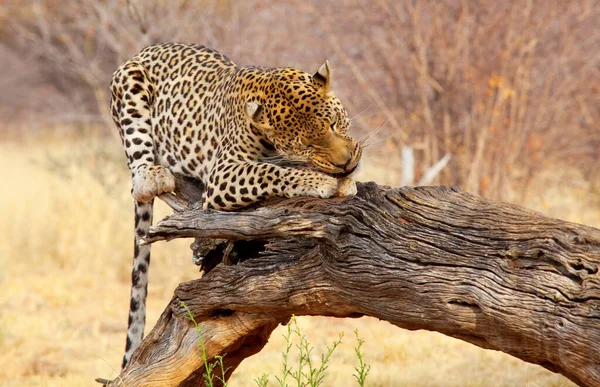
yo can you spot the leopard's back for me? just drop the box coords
[120,43,240,182]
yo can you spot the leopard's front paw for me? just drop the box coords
[132,165,175,202]
[285,174,338,199]
[316,175,339,198]
[337,177,357,197]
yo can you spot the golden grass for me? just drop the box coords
[0,135,589,386]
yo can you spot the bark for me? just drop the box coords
[104,181,600,387]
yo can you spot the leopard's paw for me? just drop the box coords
[285,174,338,199]
[337,177,357,197]
[315,175,339,198]
[132,165,175,202]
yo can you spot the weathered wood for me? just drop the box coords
[106,182,600,387]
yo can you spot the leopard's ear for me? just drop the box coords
[312,60,331,93]
[246,102,272,132]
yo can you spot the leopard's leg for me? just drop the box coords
[110,60,173,370]
[110,60,175,202]
[202,161,353,210]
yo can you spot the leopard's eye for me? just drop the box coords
[329,116,338,131]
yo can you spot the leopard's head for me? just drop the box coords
[246,62,362,177]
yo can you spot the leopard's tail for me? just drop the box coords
[110,57,158,371]
[121,199,154,370]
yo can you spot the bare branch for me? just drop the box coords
[102,181,600,387]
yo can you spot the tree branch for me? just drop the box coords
[104,182,600,387]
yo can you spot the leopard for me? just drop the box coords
[109,42,362,370]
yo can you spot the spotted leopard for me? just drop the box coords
[110,42,362,369]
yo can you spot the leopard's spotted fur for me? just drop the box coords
[110,43,362,369]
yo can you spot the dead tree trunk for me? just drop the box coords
[105,181,600,387]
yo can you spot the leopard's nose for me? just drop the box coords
[342,155,359,173]
[331,157,358,177]
[332,155,353,170]
[342,158,352,171]
[343,142,361,171]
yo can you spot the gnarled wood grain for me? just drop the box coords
[104,182,600,387]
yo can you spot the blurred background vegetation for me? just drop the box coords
[0,0,598,386]
[2,0,599,199]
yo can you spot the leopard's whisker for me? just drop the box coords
[358,120,390,145]
[349,102,375,122]
[361,135,393,149]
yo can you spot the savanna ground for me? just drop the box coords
[1,0,599,386]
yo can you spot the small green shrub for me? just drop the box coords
[181,305,371,387]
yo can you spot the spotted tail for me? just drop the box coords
[121,199,153,370]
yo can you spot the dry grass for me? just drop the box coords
[0,135,591,386]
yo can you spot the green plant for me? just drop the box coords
[274,319,294,387]
[267,316,366,387]
[182,301,230,387]
[352,329,371,387]
[181,308,370,386]
[289,319,343,387]
[254,373,270,387]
